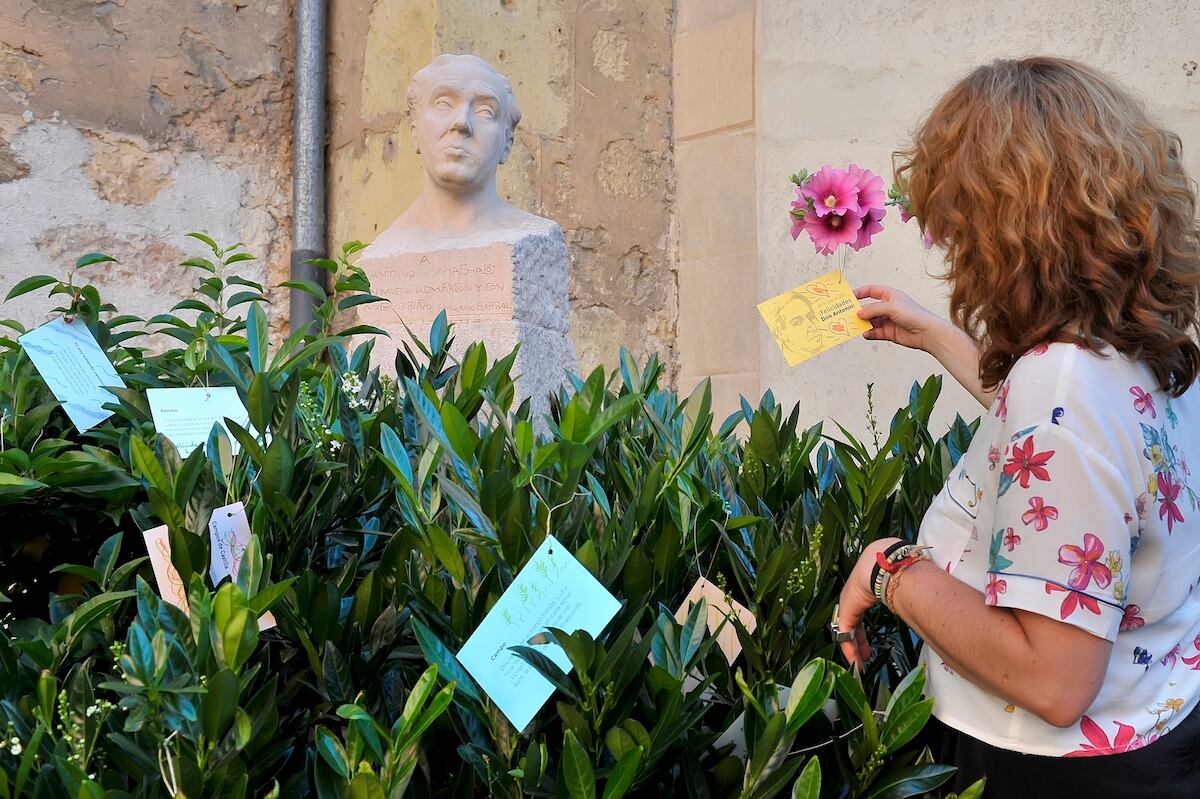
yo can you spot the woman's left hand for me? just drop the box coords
[836,537,905,667]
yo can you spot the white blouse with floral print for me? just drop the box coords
[918,342,1200,756]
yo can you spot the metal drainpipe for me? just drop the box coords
[289,0,327,335]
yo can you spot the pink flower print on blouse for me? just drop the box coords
[984,573,1007,605]
[988,446,1001,471]
[1120,604,1145,632]
[1058,533,1114,591]
[1130,386,1157,418]
[1028,343,1049,356]
[1003,438,1055,489]
[1064,717,1146,757]
[1182,635,1200,670]
[995,381,1010,421]
[1021,496,1059,531]
[1162,644,1182,668]
[1157,471,1185,534]
[1044,582,1102,620]
[1003,529,1021,551]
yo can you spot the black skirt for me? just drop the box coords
[929,707,1200,798]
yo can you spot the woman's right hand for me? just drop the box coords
[854,284,945,353]
[855,284,995,408]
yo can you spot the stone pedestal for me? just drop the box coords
[355,216,577,421]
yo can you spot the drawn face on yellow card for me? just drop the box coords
[757,269,872,366]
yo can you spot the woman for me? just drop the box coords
[835,57,1200,795]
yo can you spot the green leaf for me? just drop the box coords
[186,232,221,253]
[411,618,482,704]
[601,745,642,799]
[348,774,385,799]
[5,275,58,301]
[956,779,987,799]
[791,757,820,799]
[861,765,957,799]
[61,590,135,656]
[0,473,47,497]
[280,279,327,300]
[881,698,933,754]
[561,730,596,799]
[75,252,117,269]
[247,373,272,435]
[315,726,351,779]
[201,668,239,740]
[247,303,268,373]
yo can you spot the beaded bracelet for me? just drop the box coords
[872,544,931,608]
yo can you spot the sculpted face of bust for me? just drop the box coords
[407,55,522,196]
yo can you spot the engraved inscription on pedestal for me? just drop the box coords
[359,245,515,329]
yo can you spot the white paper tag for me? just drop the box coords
[142,524,189,615]
[208,501,275,630]
[146,386,250,458]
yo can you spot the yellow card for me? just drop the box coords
[757,269,872,366]
[674,577,757,665]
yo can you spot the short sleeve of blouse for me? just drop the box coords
[986,421,1137,642]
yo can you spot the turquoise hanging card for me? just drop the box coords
[456,535,621,732]
[19,317,125,432]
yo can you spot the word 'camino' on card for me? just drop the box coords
[456,535,621,732]
[757,269,872,367]
[208,502,275,630]
[146,386,250,458]
[19,317,127,432]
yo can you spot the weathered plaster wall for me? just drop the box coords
[328,0,677,378]
[757,0,1200,439]
[0,0,294,334]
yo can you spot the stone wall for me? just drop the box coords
[328,0,677,378]
[0,0,294,335]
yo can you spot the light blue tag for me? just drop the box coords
[456,535,621,732]
[19,317,125,432]
[146,386,250,458]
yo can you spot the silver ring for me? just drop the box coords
[830,603,855,643]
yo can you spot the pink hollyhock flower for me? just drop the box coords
[846,165,887,251]
[1130,386,1157,418]
[1002,437,1054,488]
[1120,604,1145,632]
[801,165,861,218]
[984,573,1007,604]
[1021,496,1059,531]
[802,210,863,256]
[850,207,886,251]
[789,195,808,241]
[848,164,886,214]
[1065,717,1145,757]
[1157,471,1184,534]
[1058,533,1113,591]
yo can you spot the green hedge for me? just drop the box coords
[0,237,983,798]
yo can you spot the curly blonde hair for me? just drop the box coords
[897,56,1200,396]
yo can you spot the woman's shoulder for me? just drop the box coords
[998,343,1156,457]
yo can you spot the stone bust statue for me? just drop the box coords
[355,54,575,425]
[380,53,551,247]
